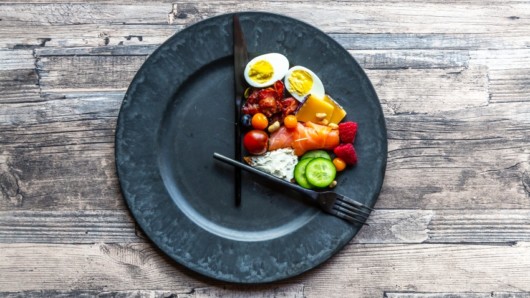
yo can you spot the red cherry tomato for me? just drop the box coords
[243,130,269,155]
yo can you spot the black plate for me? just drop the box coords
[115,12,387,283]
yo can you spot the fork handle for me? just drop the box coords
[213,152,318,200]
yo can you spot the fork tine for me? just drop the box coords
[331,207,369,226]
[336,195,374,212]
[334,200,371,217]
[335,195,374,211]
[333,202,370,219]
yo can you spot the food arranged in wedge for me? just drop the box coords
[240,53,358,189]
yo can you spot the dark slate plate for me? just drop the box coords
[115,12,387,283]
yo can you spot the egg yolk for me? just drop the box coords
[248,60,274,84]
[287,69,313,96]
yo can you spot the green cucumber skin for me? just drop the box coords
[294,158,314,189]
[305,158,337,188]
[300,150,331,161]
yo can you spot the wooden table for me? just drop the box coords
[1,1,529,297]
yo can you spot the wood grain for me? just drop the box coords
[4,209,530,245]
[0,286,306,298]
[2,2,528,34]
[2,242,530,297]
[1,0,530,297]
[385,293,530,298]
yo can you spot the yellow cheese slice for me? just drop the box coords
[323,95,347,124]
[295,95,335,123]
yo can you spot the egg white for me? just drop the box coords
[244,53,289,88]
[283,66,325,102]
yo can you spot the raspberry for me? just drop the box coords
[333,143,358,165]
[338,121,358,143]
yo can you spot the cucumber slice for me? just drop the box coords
[305,158,336,188]
[300,150,331,160]
[294,158,314,189]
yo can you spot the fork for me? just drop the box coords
[213,152,373,225]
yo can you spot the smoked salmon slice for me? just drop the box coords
[268,121,340,156]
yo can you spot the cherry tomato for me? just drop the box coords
[283,115,298,129]
[243,130,269,155]
[251,113,268,130]
[332,157,347,172]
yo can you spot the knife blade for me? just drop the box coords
[233,14,248,207]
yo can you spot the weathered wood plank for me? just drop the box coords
[168,1,530,34]
[0,92,122,125]
[0,49,34,70]
[0,69,40,103]
[0,24,181,49]
[1,2,529,35]
[0,210,139,244]
[37,55,147,93]
[5,209,530,244]
[180,284,305,298]
[334,33,530,51]
[2,27,529,51]
[2,242,530,297]
[385,293,530,298]
[368,66,488,114]
[0,142,123,211]
[0,49,41,103]
[3,0,530,3]
[35,45,158,56]
[488,68,530,104]
[0,152,122,210]
[0,3,172,26]
[351,49,469,69]
[1,0,176,2]
[0,286,306,298]
[381,101,530,209]
[471,49,530,71]
[0,290,186,298]
[0,243,201,292]
[0,94,123,210]
[357,209,530,244]
[470,50,530,104]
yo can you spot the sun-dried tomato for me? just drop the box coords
[242,82,295,120]
[242,102,260,115]
[280,97,299,117]
[258,96,281,117]
[274,80,284,99]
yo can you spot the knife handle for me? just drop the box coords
[234,95,242,207]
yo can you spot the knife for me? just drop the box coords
[233,14,248,207]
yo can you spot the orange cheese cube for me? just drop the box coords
[295,95,335,123]
[323,95,347,124]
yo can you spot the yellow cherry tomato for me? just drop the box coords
[251,113,268,130]
[333,157,347,172]
[283,115,298,129]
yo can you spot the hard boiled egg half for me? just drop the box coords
[244,53,289,88]
[284,66,325,102]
